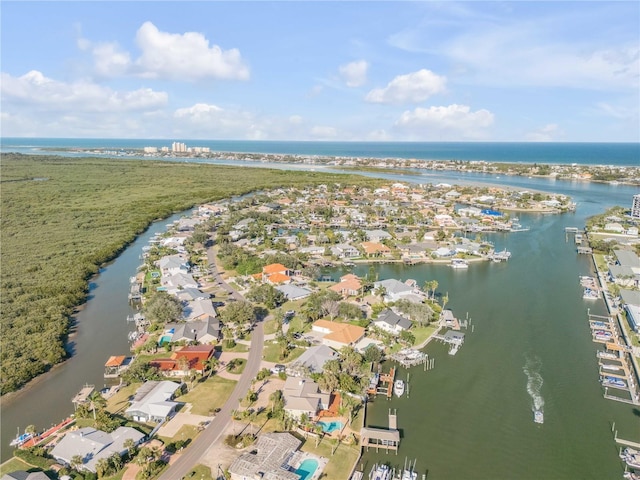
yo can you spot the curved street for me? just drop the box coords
[158,241,265,480]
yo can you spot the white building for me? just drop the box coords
[632,194,640,219]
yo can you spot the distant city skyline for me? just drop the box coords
[1,1,638,142]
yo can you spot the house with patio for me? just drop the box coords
[158,255,189,276]
[361,242,392,258]
[125,380,182,423]
[287,345,339,376]
[164,316,221,344]
[149,345,215,376]
[283,377,331,420]
[373,278,419,303]
[261,263,292,284]
[228,432,302,480]
[50,426,144,473]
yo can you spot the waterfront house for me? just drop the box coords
[614,249,640,269]
[149,345,215,376]
[329,274,363,297]
[365,229,392,242]
[608,264,638,288]
[125,380,182,423]
[51,426,144,473]
[228,432,301,480]
[373,278,417,303]
[620,289,640,333]
[158,255,189,276]
[175,287,209,302]
[373,309,413,335]
[162,272,198,293]
[361,241,392,258]
[164,316,221,344]
[104,355,134,378]
[283,377,330,419]
[287,345,339,376]
[331,243,360,258]
[311,320,365,349]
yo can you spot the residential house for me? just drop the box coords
[175,287,209,302]
[361,242,392,258]
[329,274,363,297]
[125,380,182,423]
[331,243,360,258]
[287,345,339,376]
[373,278,419,303]
[365,230,392,243]
[311,320,365,350]
[150,345,215,376]
[373,309,412,335]
[283,377,331,419]
[50,426,144,473]
[183,298,217,321]
[164,316,221,344]
[620,289,640,333]
[609,264,638,288]
[228,432,301,480]
[158,255,189,276]
[162,272,198,293]
[276,284,312,301]
[1,472,50,480]
[262,263,292,284]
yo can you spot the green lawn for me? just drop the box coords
[180,464,214,480]
[412,324,439,346]
[262,342,305,363]
[263,318,280,335]
[227,358,247,374]
[300,438,361,480]
[221,342,249,353]
[0,458,36,478]
[157,424,200,444]
[175,376,237,416]
[106,382,141,414]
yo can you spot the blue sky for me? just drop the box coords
[1,1,638,142]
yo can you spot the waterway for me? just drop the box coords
[1,162,638,476]
[0,211,188,462]
[357,187,640,478]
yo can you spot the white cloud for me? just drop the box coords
[133,22,249,81]
[339,60,369,87]
[366,129,391,141]
[525,124,563,142]
[395,104,494,139]
[0,70,167,112]
[288,115,303,125]
[81,22,249,81]
[365,69,446,104]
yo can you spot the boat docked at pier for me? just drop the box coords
[620,447,640,470]
[9,430,33,447]
[393,379,405,397]
[583,288,600,300]
[369,463,392,480]
[602,376,626,389]
[397,458,418,480]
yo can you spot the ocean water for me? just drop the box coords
[1,138,638,166]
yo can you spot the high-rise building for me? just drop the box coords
[171,142,187,153]
[632,194,640,219]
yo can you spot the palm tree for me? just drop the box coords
[70,454,84,472]
[95,457,110,478]
[203,356,220,379]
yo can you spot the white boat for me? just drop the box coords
[534,409,544,424]
[399,459,418,480]
[9,429,32,447]
[602,376,626,388]
[393,379,405,397]
[583,288,600,300]
[450,258,469,269]
[369,463,392,480]
[601,364,622,372]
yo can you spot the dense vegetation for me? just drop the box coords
[0,153,381,394]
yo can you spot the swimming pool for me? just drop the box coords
[158,335,172,345]
[295,458,319,480]
[318,420,343,433]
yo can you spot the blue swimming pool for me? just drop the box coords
[295,458,319,480]
[318,420,343,433]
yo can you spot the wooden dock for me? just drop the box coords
[376,367,396,399]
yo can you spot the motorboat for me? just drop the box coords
[602,376,626,388]
[450,258,469,269]
[534,409,544,424]
[620,448,640,469]
[583,288,600,300]
[9,430,32,447]
[601,364,622,372]
[393,379,405,397]
[369,463,392,480]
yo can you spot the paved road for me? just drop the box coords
[158,242,265,480]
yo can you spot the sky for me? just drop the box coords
[1,1,638,142]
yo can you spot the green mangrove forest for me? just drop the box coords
[0,153,379,394]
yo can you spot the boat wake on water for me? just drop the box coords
[523,355,545,424]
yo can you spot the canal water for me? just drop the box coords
[357,186,640,478]
[0,211,188,462]
[1,164,638,478]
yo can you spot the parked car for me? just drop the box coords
[271,364,286,374]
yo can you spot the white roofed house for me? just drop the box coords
[162,272,199,294]
[228,432,301,480]
[183,298,217,321]
[157,255,189,276]
[283,377,330,420]
[165,316,221,344]
[125,380,182,423]
[50,426,144,473]
[373,278,420,303]
[287,345,339,376]
[331,243,360,259]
